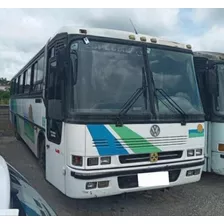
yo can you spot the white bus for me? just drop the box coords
[10,26,205,199]
[194,51,224,175]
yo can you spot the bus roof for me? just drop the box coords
[11,26,192,81]
[194,51,224,61]
[54,26,191,50]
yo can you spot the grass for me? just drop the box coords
[0,99,9,105]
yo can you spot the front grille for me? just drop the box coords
[92,136,188,149]
[118,136,187,148]
[118,170,181,189]
[119,151,183,164]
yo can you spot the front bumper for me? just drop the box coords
[65,159,204,199]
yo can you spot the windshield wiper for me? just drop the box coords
[155,88,187,125]
[116,68,148,127]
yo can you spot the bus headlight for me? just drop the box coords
[100,157,111,165]
[187,149,194,157]
[87,157,99,166]
[196,148,203,156]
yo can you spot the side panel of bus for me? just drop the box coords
[10,98,46,157]
[209,123,224,175]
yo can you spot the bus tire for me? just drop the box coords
[15,129,22,141]
[39,138,46,176]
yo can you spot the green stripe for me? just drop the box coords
[189,132,204,138]
[110,125,161,154]
[24,121,35,143]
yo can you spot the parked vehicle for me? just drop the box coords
[194,51,224,175]
[0,155,56,216]
[10,26,205,198]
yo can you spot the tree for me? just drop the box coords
[0,89,10,105]
[0,77,8,85]
[0,77,10,104]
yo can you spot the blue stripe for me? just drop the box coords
[87,125,129,156]
[20,202,40,216]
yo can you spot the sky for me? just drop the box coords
[0,8,224,80]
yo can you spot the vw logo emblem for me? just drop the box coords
[150,125,160,137]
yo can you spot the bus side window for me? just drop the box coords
[19,73,24,94]
[32,56,44,93]
[46,45,63,144]
[24,69,31,94]
[15,77,19,94]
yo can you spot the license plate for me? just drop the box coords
[138,171,169,187]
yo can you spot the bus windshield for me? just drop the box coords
[147,48,204,117]
[68,40,150,115]
[215,64,224,113]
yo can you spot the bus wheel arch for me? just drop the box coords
[38,131,46,174]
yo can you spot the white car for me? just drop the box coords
[0,156,56,216]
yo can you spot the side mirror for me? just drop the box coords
[208,67,218,95]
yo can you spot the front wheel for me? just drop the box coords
[38,139,46,176]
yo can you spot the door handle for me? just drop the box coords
[46,144,50,149]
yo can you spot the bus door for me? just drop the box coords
[45,41,66,193]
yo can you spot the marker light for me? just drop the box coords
[150,38,157,43]
[140,36,147,42]
[186,44,192,49]
[129,35,136,40]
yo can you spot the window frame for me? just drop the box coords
[24,68,32,94]
[31,55,45,93]
[15,77,19,94]
[18,73,24,94]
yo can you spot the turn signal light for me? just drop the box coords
[72,155,83,166]
[218,144,224,152]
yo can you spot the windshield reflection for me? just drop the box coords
[68,41,150,115]
[67,39,204,121]
[147,48,204,116]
